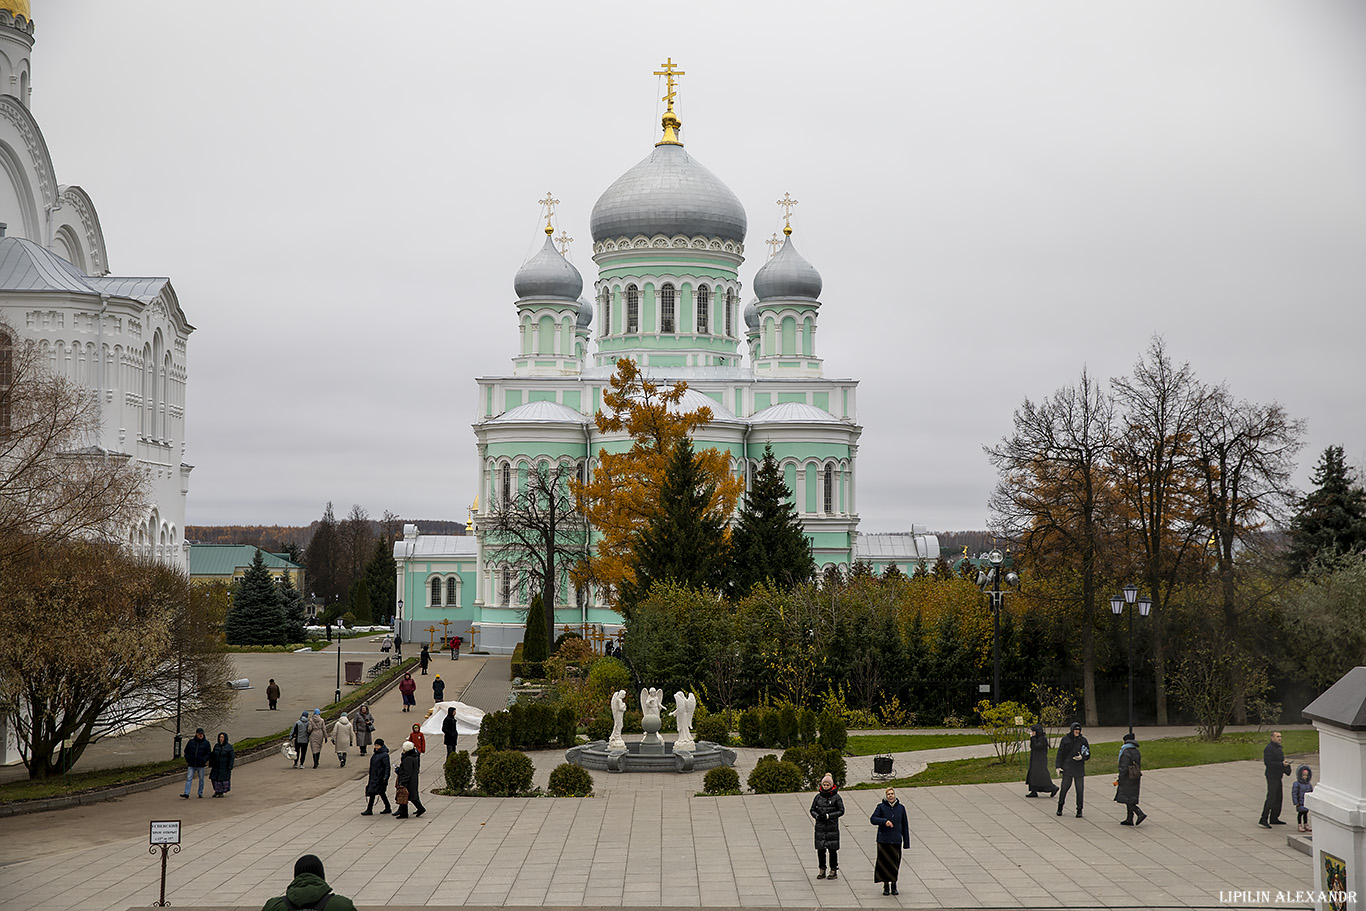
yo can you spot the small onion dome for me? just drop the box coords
[0,1,31,23]
[576,297,593,330]
[590,143,747,244]
[743,297,759,331]
[753,234,822,302]
[514,235,583,301]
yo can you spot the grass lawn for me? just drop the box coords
[846,733,994,756]
[848,729,1319,790]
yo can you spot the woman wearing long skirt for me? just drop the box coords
[209,732,234,797]
[870,787,910,895]
[1025,723,1058,798]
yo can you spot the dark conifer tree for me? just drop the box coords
[277,571,307,643]
[729,444,815,597]
[225,550,287,645]
[364,535,397,623]
[523,593,549,662]
[624,439,731,611]
[304,502,342,605]
[350,576,373,624]
[1288,446,1366,574]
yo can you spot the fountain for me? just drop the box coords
[565,688,736,773]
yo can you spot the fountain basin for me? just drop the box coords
[566,739,737,773]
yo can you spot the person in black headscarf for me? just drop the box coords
[1055,722,1090,818]
[1115,732,1146,825]
[442,706,459,757]
[1025,723,1057,798]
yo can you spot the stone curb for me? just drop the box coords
[0,658,416,818]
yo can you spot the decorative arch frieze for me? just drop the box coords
[0,94,55,220]
[57,186,108,275]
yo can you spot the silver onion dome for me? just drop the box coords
[753,234,822,301]
[514,235,583,300]
[590,143,747,243]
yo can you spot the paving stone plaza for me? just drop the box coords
[0,648,1324,911]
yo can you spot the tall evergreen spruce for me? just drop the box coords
[277,571,307,643]
[1288,445,1366,574]
[729,444,816,597]
[624,439,731,610]
[364,536,397,623]
[225,550,288,645]
[350,576,373,624]
[523,593,549,662]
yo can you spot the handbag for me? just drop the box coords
[1128,758,1142,780]
[396,785,409,806]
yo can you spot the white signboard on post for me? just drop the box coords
[149,820,181,845]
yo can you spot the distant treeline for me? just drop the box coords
[186,518,466,552]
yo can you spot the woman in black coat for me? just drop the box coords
[809,773,844,880]
[1115,732,1146,825]
[394,741,426,819]
[1025,723,1058,798]
[870,787,910,896]
[442,707,459,757]
[361,740,391,815]
[209,732,234,797]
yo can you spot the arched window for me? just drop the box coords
[501,464,511,504]
[0,330,12,437]
[696,285,709,334]
[602,287,611,334]
[430,577,442,606]
[824,464,834,514]
[725,288,734,336]
[660,284,675,333]
[626,284,639,333]
[446,577,458,605]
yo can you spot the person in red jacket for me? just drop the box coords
[399,673,417,712]
[409,722,426,754]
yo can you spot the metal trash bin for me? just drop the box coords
[873,755,894,779]
[344,661,363,685]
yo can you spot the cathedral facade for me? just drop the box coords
[0,2,192,567]
[394,71,938,652]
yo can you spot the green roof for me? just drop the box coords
[187,544,302,577]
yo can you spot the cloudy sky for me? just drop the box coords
[33,1,1366,533]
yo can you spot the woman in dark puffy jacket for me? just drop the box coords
[209,732,234,797]
[361,739,391,815]
[809,772,844,880]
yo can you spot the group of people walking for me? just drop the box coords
[288,704,377,769]
[1024,721,1146,825]
[180,728,235,798]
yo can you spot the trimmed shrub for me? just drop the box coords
[694,714,729,745]
[703,766,740,795]
[509,642,545,680]
[478,711,512,751]
[585,656,632,700]
[818,709,847,753]
[778,703,799,748]
[759,708,782,748]
[547,762,594,797]
[747,754,804,794]
[783,745,847,790]
[738,708,763,747]
[475,749,535,797]
[556,705,577,748]
[444,750,473,793]
[585,715,612,742]
[798,707,818,745]
[553,631,583,653]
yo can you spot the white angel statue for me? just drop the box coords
[640,687,664,719]
[673,691,697,750]
[608,689,627,750]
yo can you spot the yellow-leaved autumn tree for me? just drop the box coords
[571,358,743,608]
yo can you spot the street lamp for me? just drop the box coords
[976,549,1020,705]
[1110,583,1153,735]
[396,599,404,658]
[334,637,342,705]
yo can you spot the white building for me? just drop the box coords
[0,1,192,567]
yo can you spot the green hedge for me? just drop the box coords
[478,703,576,751]
[475,749,535,797]
[747,754,805,794]
[782,744,847,789]
[509,643,545,680]
[444,750,473,793]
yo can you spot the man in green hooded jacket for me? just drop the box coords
[261,855,356,911]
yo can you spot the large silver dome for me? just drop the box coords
[753,235,822,301]
[514,235,583,300]
[590,143,747,243]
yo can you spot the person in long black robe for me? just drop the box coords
[1025,723,1058,798]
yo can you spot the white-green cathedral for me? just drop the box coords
[395,73,938,652]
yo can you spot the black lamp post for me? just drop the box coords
[334,637,342,704]
[976,549,1020,705]
[396,599,404,658]
[1110,583,1152,735]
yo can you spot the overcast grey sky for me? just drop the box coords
[34,1,1366,533]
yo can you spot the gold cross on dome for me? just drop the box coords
[776,192,799,234]
[555,230,574,255]
[538,191,559,233]
[653,58,685,112]
[765,233,783,258]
